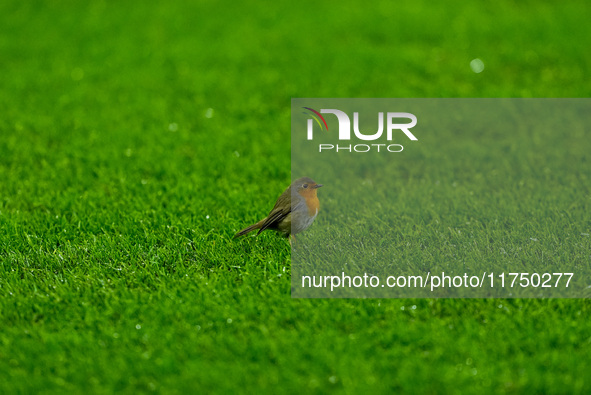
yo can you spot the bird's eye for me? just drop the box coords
[303,184,308,189]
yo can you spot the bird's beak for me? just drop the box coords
[313,184,323,189]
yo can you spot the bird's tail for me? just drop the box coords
[234,221,262,238]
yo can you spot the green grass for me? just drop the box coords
[1,0,591,393]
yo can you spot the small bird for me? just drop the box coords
[234,177,323,242]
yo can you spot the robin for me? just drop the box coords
[234,177,323,242]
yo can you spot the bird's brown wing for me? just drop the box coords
[257,190,291,234]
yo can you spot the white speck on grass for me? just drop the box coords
[227,318,232,324]
[582,233,590,236]
[206,215,210,219]
[530,238,538,242]
[470,58,485,73]
[233,151,240,157]
[328,376,338,384]
[168,123,178,132]
[205,108,214,118]
[136,324,141,330]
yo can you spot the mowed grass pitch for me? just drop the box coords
[1,1,590,393]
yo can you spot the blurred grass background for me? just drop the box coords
[1,0,590,393]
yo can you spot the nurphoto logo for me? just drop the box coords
[303,107,418,153]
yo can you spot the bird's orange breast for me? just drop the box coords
[298,189,320,217]
[306,195,320,217]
